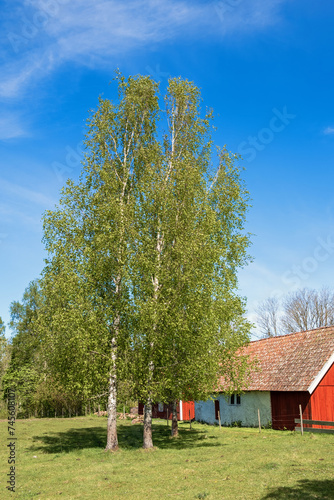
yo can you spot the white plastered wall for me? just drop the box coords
[195,392,272,427]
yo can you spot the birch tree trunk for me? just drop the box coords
[143,400,154,448]
[171,400,179,437]
[105,319,119,451]
[105,181,126,451]
[142,226,163,448]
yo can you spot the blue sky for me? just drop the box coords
[1,0,334,338]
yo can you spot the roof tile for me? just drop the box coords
[222,325,334,392]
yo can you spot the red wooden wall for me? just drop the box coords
[309,362,334,426]
[270,391,311,430]
[153,402,174,420]
[138,402,174,419]
[182,401,195,421]
[270,362,334,430]
[138,401,195,420]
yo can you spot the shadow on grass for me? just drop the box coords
[262,479,334,499]
[30,421,221,454]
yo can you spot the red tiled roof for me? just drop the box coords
[230,326,334,392]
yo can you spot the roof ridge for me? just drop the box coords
[250,324,334,344]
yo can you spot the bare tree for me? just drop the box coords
[312,287,334,328]
[256,287,334,337]
[281,287,334,334]
[256,296,280,338]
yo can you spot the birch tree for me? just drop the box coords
[41,74,251,451]
[130,78,251,446]
[42,73,159,451]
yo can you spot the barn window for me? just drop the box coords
[214,400,220,420]
[158,402,164,412]
[229,394,241,405]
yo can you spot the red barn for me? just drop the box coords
[244,326,334,430]
[195,326,334,430]
[138,401,195,421]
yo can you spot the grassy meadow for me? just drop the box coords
[1,416,333,499]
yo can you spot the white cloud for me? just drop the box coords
[0,62,40,99]
[0,52,55,99]
[39,0,215,63]
[0,203,42,229]
[323,126,334,135]
[1,0,287,99]
[0,178,57,207]
[213,0,285,33]
[0,114,26,140]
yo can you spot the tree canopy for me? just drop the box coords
[5,73,252,449]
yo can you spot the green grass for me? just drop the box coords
[1,416,334,499]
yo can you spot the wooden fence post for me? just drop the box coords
[258,409,261,433]
[218,410,221,430]
[299,404,304,436]
[189,409,192,429]
[167,408,169,426]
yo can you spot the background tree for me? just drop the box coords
[0,317,10,417]
[256,287,334,337]
[0,316,9,378]
[2,281,43,417]
[2,282,87,418]
[281,287,334,333]
[255,297,280,338]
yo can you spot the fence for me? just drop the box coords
[295,418,334,435]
